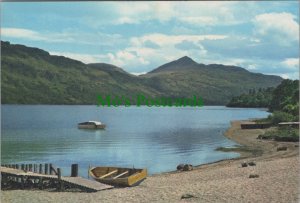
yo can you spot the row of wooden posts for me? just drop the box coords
[1,163,79,177]
[1,163,80,191]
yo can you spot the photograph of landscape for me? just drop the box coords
[1,1,299,203]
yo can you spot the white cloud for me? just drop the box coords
[123,33,228,70]
[90,1,247,26]
[180,16,217,25]
[131,33,227,47]
[247,64,257,70]
[115,17,139,24]
[58,33,226,72]
[1,28,79,43]
[49,51,102,64]
[279,74,289,79]
[130,71,147,76]
[250,38,260,43]
[112,50,150,67]
[2,28,47,41]
[281,58,299,69]
[204,58,247,67]
[277,72,299,80]
[253,12,299,45]
[1,27,123,46]
[106,2,175,25]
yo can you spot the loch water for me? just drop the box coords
[1,105,269,177]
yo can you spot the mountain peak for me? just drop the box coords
[148,56,198,73]
[176,56,197,65]
[176,56,196,63]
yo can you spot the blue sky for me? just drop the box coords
[1,1,299,78]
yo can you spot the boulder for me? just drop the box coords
[277,146,288,151]
[182,164,193,171]
[181,194,196,199]
[177,164,185,171]
[249,174,259,178]
[248,161,256,166]
[241,162,248,167]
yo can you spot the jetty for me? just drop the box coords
[1,163,113,192]
[240,121,271,129]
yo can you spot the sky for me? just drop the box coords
[1,1,299,78]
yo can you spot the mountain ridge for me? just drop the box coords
[1,41,283,105]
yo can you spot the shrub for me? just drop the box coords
[258,127,299,142]
[268,111,294,124]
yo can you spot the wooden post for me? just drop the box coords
[21,176,25,189]
[39,164,43,174]
[57,168,61,179]
[45,164,49,174]
[88,165,91,178]
[50,164,54,175]
[57,168,64,191]
[29,164,33,171]
[21,164,25,170]
[16,164,19,169]
[25,164,28,171]
[33,164,37,183]
[38,177,43,189]
[71,164,78,177]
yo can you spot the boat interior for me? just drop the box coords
[90,167,142,179]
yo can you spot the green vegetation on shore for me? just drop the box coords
[227,87,274,108]
[257,127,299,142]
[2,41,282,105]
[228,79,299,122]
[228,79,299,141]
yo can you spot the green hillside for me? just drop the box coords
[1,41,283,105]
[1,41,160,104]
[142,56,283,105]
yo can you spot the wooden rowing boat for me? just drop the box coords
[89,166,147,187]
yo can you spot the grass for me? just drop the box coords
[215,146,263,156]
[254,117,271,124]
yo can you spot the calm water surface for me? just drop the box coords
[1,105,269,177]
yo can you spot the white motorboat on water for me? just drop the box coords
[78,121,106,129]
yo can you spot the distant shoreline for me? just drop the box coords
[1,104,269,109]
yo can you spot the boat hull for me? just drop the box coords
[78,124,106,129]
[89,167,147,187]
